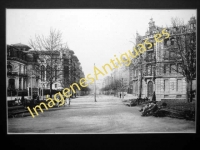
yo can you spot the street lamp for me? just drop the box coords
[31,71,33,100]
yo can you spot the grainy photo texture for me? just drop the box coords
[6,9,196,134]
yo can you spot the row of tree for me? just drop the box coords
[100,79,128,95]
[28,29,91,98]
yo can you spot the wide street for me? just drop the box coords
[8,95,195,133]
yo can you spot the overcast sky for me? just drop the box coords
[6,9,196,77]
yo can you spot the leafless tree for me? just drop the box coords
[28,28,67,98]
[168,17,196,102]
[171,17,184,27]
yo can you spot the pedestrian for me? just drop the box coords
[64,97,66,107]
[69,97,71,106]
[120,93,121,98]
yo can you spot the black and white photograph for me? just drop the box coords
[6,9,196,134]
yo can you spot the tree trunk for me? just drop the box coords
[186,79,193,103]
[50,81,52,98]
[189,80,193,102]
[138,67,142,99]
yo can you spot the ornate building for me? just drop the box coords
[7,43,36,96]
[130,17,196,101]
[7,43,85,98]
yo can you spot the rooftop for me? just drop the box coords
[11,43,31,50]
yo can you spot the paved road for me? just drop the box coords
[8,95,195,133]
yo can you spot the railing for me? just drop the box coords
[7,72,18,76]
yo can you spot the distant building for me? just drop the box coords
[111,63,129,94]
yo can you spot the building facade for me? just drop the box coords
[7,43,40,96]
[130,17,196,101]
[7,43,85,99]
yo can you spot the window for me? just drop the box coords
[46,65,51,80]
[23,79,25,90]
[177,64,182,74]
[41,65,45,81]
[19,64,21,74]
[164,64,170,74]
[164,95,169,98]
[177,79,182,91]
[19,78,21,90]
[8,79,15,90]
[176,95,182,98]
[7,64,12,72]
[146,51,154,62]
[170,51,176,60]
[24,65,26,74]
[54,65,57,81]
[146,65,152,76]
[164,50,169,60]
[164,38,170,47]
[191,24,193,30]
[171,38,175,45]
[135,81,138,94]
[164,79,169,91]
[170,64,176,73]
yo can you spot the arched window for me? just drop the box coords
[41,65,45,81]
[147,81,153,97]
[7,64,12,72]
[19,78,21,90]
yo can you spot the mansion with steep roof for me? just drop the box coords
[129,17,196,101]
[7,43,85,98]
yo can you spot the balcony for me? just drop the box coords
[163,44,178,49]
[19,73,28,77]
[7,71,18,76]
[145,57,154,62]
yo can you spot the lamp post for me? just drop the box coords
[31,71,33,100]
